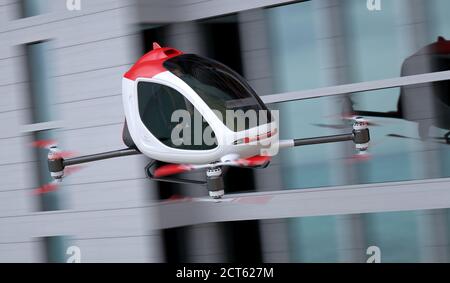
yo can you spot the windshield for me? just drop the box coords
[137,81,218,151]
[164,54,272,132]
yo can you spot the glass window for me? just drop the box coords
[164,54,272,131]
[137,81,217,150]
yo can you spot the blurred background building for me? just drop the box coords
[1,0,450,262]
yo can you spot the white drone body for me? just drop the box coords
[122,44,278,165]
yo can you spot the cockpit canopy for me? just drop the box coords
[163,54,272,131]
[136,54,273,150]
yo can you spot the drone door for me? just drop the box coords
[137,81,218,150]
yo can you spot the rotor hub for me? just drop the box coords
[206,167,222,178]
[47,146,65,179]
[206,166,224,199]
[352,117,370,152]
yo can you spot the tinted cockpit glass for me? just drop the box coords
[164,54,272,132]
[137,81,217,150]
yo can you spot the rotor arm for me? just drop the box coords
[292,133,354,147]
[280,117,371,152]
[63,148,141,166]
[48,147,141,180]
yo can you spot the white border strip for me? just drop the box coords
[261,70,450,104]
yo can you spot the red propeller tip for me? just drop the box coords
[354,152,372,160]
[34,183,59,195]
[234,195,272,205]
[345,153,372,164]
[154,164,193,178]
[32,139,56,148]
[166,194,192,202]
[342,113,357,120]
[64,165,83,176]
[168,194,184,201]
